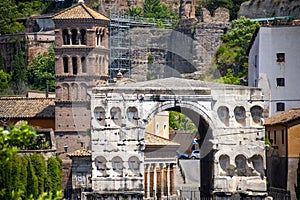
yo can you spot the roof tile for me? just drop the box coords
[264,109,300,125]
[53,3,109,20]
[0,97,55,119]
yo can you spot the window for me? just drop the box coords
[71,29,78,45]
[276,102,285,112]
[63,57,68,73]
[62,29,70,45]
[72,57,77,75]
[81,57,86,73]
[80,29,86,45]
[276,53,285,62]
[276,78,285,87]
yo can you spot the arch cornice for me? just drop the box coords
[145,100,216,130]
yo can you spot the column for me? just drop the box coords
[147,164,151,199]
[167,164,170,197]
[77,56,82,75]
[68,30,72,45]
[68,56,72,75]
[160,163,165,198]
[153,163,157,200]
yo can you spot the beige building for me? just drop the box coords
[265,108,300,199]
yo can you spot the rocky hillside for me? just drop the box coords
[238,0,300,19]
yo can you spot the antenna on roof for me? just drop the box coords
[78,0,84,4]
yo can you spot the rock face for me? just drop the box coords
[238,0,300,19]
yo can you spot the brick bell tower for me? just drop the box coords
[52,0,110,158]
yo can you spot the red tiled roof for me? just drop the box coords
[145,132,180,146]
[52,3,109,20]
[0,97,55,118]
[67,148,91,157]
[264,109,300,125]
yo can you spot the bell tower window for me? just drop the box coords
[63,57,68,73]
[71,29,78,45]
[80,29,86,45]
[81,57,86,73]
[62,29,70,45]
[72,57,77,75]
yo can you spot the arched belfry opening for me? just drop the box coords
[90,77,267,199]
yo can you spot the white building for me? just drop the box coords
[248,26,300,117]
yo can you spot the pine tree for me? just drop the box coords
[47,157,62,197]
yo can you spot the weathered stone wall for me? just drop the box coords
[238,0,300,19]
[129,8,229,81]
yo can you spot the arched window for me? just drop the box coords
[63,57,68,73]
[72,83,78,100]
[127,107,138,125]
[62,83,69,101]
[72,57,77,75]
[96,28,100,46]
[62,29,70,45]
[81,57,86,73]
[79,83,87,100]
[235,155,247,176]
[71,29,78,45]
[80,29,86,45]
[56,86,62,100]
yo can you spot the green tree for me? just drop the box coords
[47,157,62,197]
[30,153,47,195]
[143,0,162,18]
[0,0,24,35]
[0,122,63,200]
[128,7,143,17]
[11,40,27,95]
[214,17,260,84]
[27,46,55,92]
[169,111,197,133]
[26,156,38,199]
[0,70,11,94]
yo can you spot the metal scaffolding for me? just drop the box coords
[108,0,131,82]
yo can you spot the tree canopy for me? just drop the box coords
[214,17,260,84]
[27,46,55,92]
[0,122,63,200]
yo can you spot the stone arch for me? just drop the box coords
[217,105,229,126]
[144,100,215,193]
[234,106,246,124]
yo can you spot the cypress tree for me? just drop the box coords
[30,153,47,195]
[47,157,62,197]
[11,40,27,95]
[26,156,38,199]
